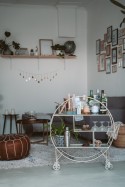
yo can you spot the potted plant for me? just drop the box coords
[51,117,65,147]
[51,117,78,147]
[0,31,20,55]
[51,44,65,57]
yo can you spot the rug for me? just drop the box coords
[0,139,125,170]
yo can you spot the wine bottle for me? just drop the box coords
[88,90,94,107]
[99,90,107,114]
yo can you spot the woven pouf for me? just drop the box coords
[0,134,30,160]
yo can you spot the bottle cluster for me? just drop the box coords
[68,90,107,115]
[85,89,107,114]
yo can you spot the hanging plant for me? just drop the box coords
[0,31,20,55]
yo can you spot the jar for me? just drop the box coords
[91,105,99,114]
[83,105,90,114]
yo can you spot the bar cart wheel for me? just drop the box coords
[53,162,60,170]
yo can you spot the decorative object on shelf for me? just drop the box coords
[51,44,65,58]
[15,48,29,55]
[39,39,53,56]
[30,49,34,56]
[0,31,20,55]
[110,0,125,27]
[64,41,76,55]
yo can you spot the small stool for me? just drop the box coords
[0,134,30,160]
[2,114,19,134]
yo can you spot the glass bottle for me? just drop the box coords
[88,90,94,107]
[99,90,107,114]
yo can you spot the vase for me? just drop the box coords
[3,48,13,55]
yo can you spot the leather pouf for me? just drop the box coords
[0,134,30,160]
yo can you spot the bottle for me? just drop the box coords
[99,90,107,114]
[64,127,70,147]
[88,90,94,106]
[96,89,100,101]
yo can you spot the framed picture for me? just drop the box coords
[112,65,117,73]
[99,53,106,71]
[96,39,101,55]
[104,33,107,42]
[106,44,111,56]
[118,38,123,45]
[106,57,111,74]
[39,39,53,55]
[123,53,125,68]
[112,29,118,46]
[112,47,117,64]
[100,40,105,51]
[118,29,122,38]
[122,28,125,36]
[117,46,122,59]
[123,38,125,50]
[107,26,112,43]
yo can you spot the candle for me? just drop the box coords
[68,93,70,110]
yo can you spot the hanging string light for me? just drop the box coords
[18,69,59,84]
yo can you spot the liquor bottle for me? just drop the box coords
[96,89,100,102]
[88,90,94,107]
[64,127,70,147]
[99,90,107,114]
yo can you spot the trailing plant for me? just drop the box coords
[0,31,20,54]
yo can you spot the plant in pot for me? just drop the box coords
[51,117,65,147]
[51,117,78,147]
[0,31,20,55]
[51,44,66,58]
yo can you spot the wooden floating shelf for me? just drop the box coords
[0,54,76,59]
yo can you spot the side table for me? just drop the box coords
[2,114,19,134]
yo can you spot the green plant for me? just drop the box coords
[51,117,79,141]
[51,44,65,51]
[0,31,20,54]
[51,118,65,136]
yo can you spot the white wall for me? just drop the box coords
[0,4,87,128]
[87,0,125,96]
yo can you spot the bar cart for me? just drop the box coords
[50,96,121,170]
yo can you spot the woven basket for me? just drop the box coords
[113,124,125,148]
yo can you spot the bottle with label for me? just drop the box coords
[99,90,107,114]
[64,127,70,147]
[96,89,100,102]
[88,90,94,107]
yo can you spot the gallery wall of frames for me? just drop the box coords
[96,26,125,74]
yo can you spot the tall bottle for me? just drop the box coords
[88,90,94,107]
[64,127,70,147]
[99,90,107,114]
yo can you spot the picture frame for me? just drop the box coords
[117,46,122,59]
[106,57,111,74]
[112,65,117,73]
[99,53,106,71]
[118,38,123,45]
[100,40,105,51]
[112,29,118,46]
[104,33,107,42]
[112,47,117,64]
[118,29,122,38]
[123,53,125,68]
[96,39,101,55]
[39,39,53,55]
[107,26,112,43]
[122,28,125,36]
[106,44,111,56]
[123,38,125,50]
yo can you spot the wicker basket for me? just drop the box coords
[113,124,125,148]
